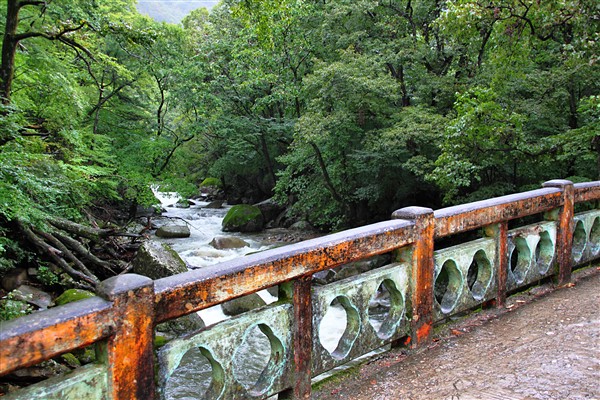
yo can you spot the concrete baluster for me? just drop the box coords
[542,180,574,285]
[392,207,435,347]
[98,274,156,400]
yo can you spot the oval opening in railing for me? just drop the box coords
[232,323,285,397]
[368,279,405,340]
[164,346,224,400]
[318,296,360,360]
[467,250,493,301]
[435,259,464,314]
[510,236,532,284]
[591,218,600,257]
[572,220,587,263]
[535,231,555,275]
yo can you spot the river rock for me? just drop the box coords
[155,225,191,238]
[1,268,28,291]
[133,241,188,280]
[222,293,266,316]
[289,220,314,231]
[174,201,191,209]
[255,198,285,226]
[12,285,54,309]
[10,359,70,380]
[222,204,264,233]
[205,200,225,209]
[209,236,249,250]
[156,314,205,336]
[135,204,161,218]
[333,254,392,282]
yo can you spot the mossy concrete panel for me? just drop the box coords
[433,237,497,321]
[573,209,600,265]
[506,221,558,292]
[312,262,411,375]
[157,303,293,399]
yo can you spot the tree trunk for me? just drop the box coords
[1,0,20,104]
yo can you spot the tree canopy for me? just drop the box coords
[0,0,598,283]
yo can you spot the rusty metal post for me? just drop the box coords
[98,274,156,400]
[542,180,574,285]
[484,222,508,308]
[392,207,434,347]
[279,276,313,400]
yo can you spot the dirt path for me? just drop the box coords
[313,268,600,400]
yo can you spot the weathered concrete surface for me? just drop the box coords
[314,268,600,400]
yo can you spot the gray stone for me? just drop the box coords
[1,268,28,291]
[133,241,188,280]
[174,201,190,209]
[221,293,266,316]
[333,254,392,282]
[13,285,54,309]
[155,225,191,238]
[156,313,205,336]
[289,220,314,231]
[313,269,337,285]
[255,198,285,225]
[209,236,249,250]
[266,285,279,298]
[205,200,225,209]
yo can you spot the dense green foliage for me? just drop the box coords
[1,0,598,244]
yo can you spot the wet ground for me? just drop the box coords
[313,267,600,400]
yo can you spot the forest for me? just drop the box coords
[0,0,598,298]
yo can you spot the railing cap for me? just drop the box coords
[392,206,434,220]
[98,274,154,301]
[543,179,573,188]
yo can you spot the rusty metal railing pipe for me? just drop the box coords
[0,297,113,376]
[433,187,562,238]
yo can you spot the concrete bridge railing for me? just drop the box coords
[1,180,599,399]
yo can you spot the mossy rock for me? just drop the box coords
[60,353,81,368]
[200,177,222,188]
[55,289,95,306]
[154,335,169,349]
[222,204,264,233]
[133,242,188,279]
[222,293,266,316]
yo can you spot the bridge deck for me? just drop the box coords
[313,268,600,400]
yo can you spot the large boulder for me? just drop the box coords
[133,242,205,336]
[209,236,249,250]
[133,241,188,280]
[222,204,264,233]
[199,177,224,200]
[155,225,191,238]
[1,268,28,291]
[222,293,266,316]
[255,198,285,227]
